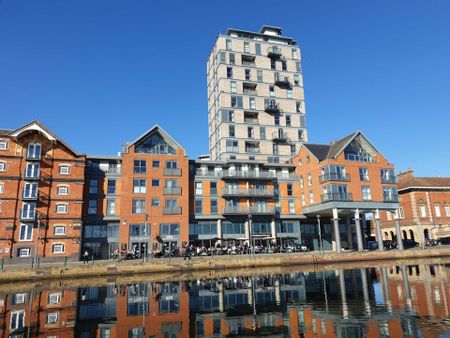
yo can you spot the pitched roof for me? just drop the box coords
[399,175,450,190]
[8,120,80,156]
[125,124,185,153]
[327,131,360,159]
[0,129,12,135]
[303,144,330,161]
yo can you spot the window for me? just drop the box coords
[88,200,97,215]
[269,85,275,97]
[47,312,59,324]
[296,101,302,112]
[273,143,279,155]
[229,125,235,137]
[152,179,160,187]
[133,179,146,193]
[52,244,65,254]
[226,140,239,152]
[230,81,237,93]
[210,200,218,213]
[292,49,298,59]
[24,162,39,178]
[270,59,276,70]
[274,114,280,126]
[300,176,304,189]
[286,115,291,126]
[294,74,300,86]
[219,51,226,62]
[13,293,27,304]
[19,223,33,241]
[290,144,296,156]
[54,225,66,236]
[132,199,146,214]
[0,182,3,194]
[307,173,312,186]
[227,67,233,78]
[287,89,292,98]
[89,179,98,194]
[244,41,250,53]
[23,182,38,198]
[210,182,217,195]
[133,160,146,174]
[295,62,301,72]
[10,310,25,331]
[260,127,266,140]
[359,167,369,181]
[361,186,372,200]
[226,39,232,50]
[257,70,263,82]
[152,160,160,168]
[57,185,69,195]
[195,182,203,195]
[107,179,116,194]
[106,199,116,215]
[227,110,235,122]
[21,202,35,219]
[288,201,295,214]
[160,223,179,236]
[195,200,202,213]
[301,194,305,206]
[48,293,61,304]
[309,191,314,204]
[287,184,293,196]
[245,69,251,80]
[445,204,450,217]
[248,127,254,138]
[59,165,70,175]
[298,130,304,141]
[27,143,41,159]
[383,187,398,202]
[18,248,30,257]
[152,198,160,207]
[419,204,427,217]
[435,205,441,217]
[249,97,256,109]
[229,53,235,64]
[0,161,6,172]
[281,60,287,71]
[0,140,7,150]
[231,95,242,108]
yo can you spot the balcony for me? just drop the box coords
[163,168,182,176]
[264,101,281,113]
[195,170,222,178]
[267,47,283,59]
[222,170,275,180]
[164,187,182,195]
[383,195,399,203]
[319,173,351,183]
[222,188,275,197]
[272,131,289,143]
[163,206,182,215]
[222,205,276,215]
[381,177,397,184]
[274,74,291,88]
[25,153,41,161]
[321,192,353,202]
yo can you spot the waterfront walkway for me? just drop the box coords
[0,246,449,283]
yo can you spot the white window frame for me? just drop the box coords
[195,182,203,195]
[54,225,66,236]
[361,186,372,200]
[27,143,41,159]
[0,182,4,194]
[288,201,295,214]
[419,204,427,218]
[58,165,71,175]
[133,179,146,194]
[435,205,441,217]
[19,223,33,241]
[23,182,38,199]
[0,161,6,172]
[10,310,25,331]
[46,311,59,324]
[57,185,69,195]
[56,203,68,214]
[445,205,450,217]
[52,243,65,254]
[0,140,8,150]
[18,247,31,257]
[48,293,61,304]
[309,191,314,204]
[21,202,36,219]
[14,293,26,304]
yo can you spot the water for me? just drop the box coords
[1,260,449,337]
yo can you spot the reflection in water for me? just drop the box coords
[0,263,449,337]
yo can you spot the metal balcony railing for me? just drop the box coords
[222,170,275,180]
[381,177,397,184]
[163,206,182,215]
[272,131,289,142]
[222,205,276,215]
[222,188,274,197]
[264,101,281,113]
[383,195,399,202]
[274,74,291,88]
[164,187,182,195]
[163,168,182,176]
[319,173,351,183]
[267,47,283,58]
[195,170,223,178]
[321,192,353,202]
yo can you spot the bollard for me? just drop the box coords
[91,255,94,265]
[0,257,3,270]
[64,256,68,267]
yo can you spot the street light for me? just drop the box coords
[248,214,254,256]
[317,215,323,254]
[33,213,42,268]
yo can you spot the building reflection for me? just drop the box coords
[0,263,448,337]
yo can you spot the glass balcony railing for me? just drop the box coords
[221,188,274,197]
[321,192,353,202]
[163,187,182,195]
[381,176,397,184]
[163,206,182,215]
[222,205,275,215]
[319,173,351,183]
[163,168,182,176]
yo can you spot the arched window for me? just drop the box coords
[409,230,415,241]
[402,230,407,240]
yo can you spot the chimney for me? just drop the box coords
[398,168,414,179]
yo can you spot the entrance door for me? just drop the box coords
[131,242,148,258]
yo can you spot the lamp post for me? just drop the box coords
[317,215,323,254]
[248,214,254,256]
[33,213,42,268]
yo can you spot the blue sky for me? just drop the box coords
[1,0,449,176]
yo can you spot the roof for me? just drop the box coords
[302,131,381,162]
[7,120,80,156]
[125,124,185,153]
[0,129,12,135]
[399,175,450,190]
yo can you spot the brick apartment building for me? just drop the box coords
[0,120,85,261]
[381,169,450,243]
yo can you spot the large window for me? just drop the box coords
[88,200,97,215]
[359,167,369,181]
[27,143,41,159]
[195,182,203,195]
[21,202,35,219]
[25,163,39,178]
[419,204,427,218]
[107,199,116,216]
[361,186,372,200]
[195,200,202,214]
[210,200,218,214]
[252,222,271,235]
[230,96,243,108]
[133,160,146,174]
[210,182,217,195]
[23,182,38,199]
[189,223,217,235]
[277,222,295,234]
[89,179,98,194]
[160,224,179,237]
[166,160,178,169]
[132,199,146,214]
[10,310,25,331]
[222,223,245,235]
[107,179,116,194]
[19,223,33,241]
[133,179,146,193]
[130,224,150,237]
[383,187,398,202]
[0,140,8,150]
